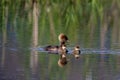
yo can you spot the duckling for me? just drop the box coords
[58,33,69,45]
[72,45,81,59]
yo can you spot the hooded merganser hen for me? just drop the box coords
[58,54,68,67]
[58,33,69,45]
[72,45,81,59]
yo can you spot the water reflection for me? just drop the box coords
[1,45,120,80]
[1,33,6,68]
[1,29,120,80]
[30,49,39,80]
[58,54,68,67]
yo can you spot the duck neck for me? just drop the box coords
[60,42,65,46]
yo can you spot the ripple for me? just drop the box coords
[81,48,120,54]
[36,47,120,55]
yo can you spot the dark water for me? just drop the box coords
[1,31,120,80]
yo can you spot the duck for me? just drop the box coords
[44,33,69,52]
[58,54,68,67]
[58,33,69,45]
[72,45,81,59]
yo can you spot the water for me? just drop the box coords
[1,27,120,80]
[1,35,120,80]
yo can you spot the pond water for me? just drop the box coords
[0,30,120,80]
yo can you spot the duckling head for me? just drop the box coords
[58,33,69,45]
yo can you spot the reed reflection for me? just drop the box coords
[1,31,6,68]
[1,3,8,68]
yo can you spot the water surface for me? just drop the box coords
[1,35,120,80]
